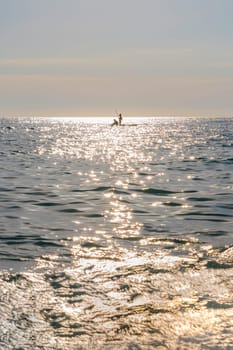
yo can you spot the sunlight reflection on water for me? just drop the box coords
[0,117,233,349]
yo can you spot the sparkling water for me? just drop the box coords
[0,117,232,349]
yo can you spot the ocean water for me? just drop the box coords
[0,116,232,349]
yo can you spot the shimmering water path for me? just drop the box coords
[0,117,233,349]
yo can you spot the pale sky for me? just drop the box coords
[0,0,233,117]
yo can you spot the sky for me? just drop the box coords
[0,0,233,117]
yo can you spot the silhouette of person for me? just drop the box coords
[111,118,118,126]
[119,113,122,125]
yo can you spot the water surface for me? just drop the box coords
[0,117,232,349]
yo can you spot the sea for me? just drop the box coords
[0,116,232,350]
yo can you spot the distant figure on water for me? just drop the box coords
[111,118,119,126]
[111,112,123,126]
[118,113,122,125]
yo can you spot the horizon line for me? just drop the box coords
[1,114,232,119]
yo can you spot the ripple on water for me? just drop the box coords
[0,241,233,349]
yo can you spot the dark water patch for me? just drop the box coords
[115,236,143,242]
[180,211,231,218]
[11,149,27,155]
[142,225,170,234]
[2,239,32,246]
[195,156,208,161]
[58,208,83,213]
[0,187,14,192]
[69,200,87,205]
[188,197,215,202]
[146,266,170,274]
[6,205,22,209]
[135,188,177,196]
[28,225,71,233]
[34,240,63,247]
[41,252,71,262]
[70,188,89,193]
[206,301,233,309]
[192,177,205,181]
[206,158,231,164]
[184,217,228,222]
[84,213,103,218]
[71,186,112,193]
[138,172,153,176]
[94,186,115,192]
[1,273,28,283]
[193,204,209,208]
[117,304,169,318]
[167,166,194,171]
[2,175,21,180]
[45,272,70,287]
[222,143,233,147]
[217,204,233,210]
[182,189,198,193]
[45,312,70,329]
[118,283,130,292]
[27,191,52,196]
[183,158,201,163]
[4,215,19,219]
[216,192,233,196]
[114,189,130,195]
[163,201,181,207]
[132,209,148,213]
[142,224,156,232]
[5,138,17,142]
[199,230,229,237]
[16,186,30,190]
[224,157,233,163]
[47,194,59,198]
[50,227,70,232]
[35,202,62,207]
[220,174,232,180]
[205,260,233,269]
[0,234,36,241]
[0,252,36,261]
[81,241,106,248]
[21,199,38,203]
[0,198,13,203]
[153,237,197,245]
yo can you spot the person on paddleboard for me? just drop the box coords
[118,113,122,125]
